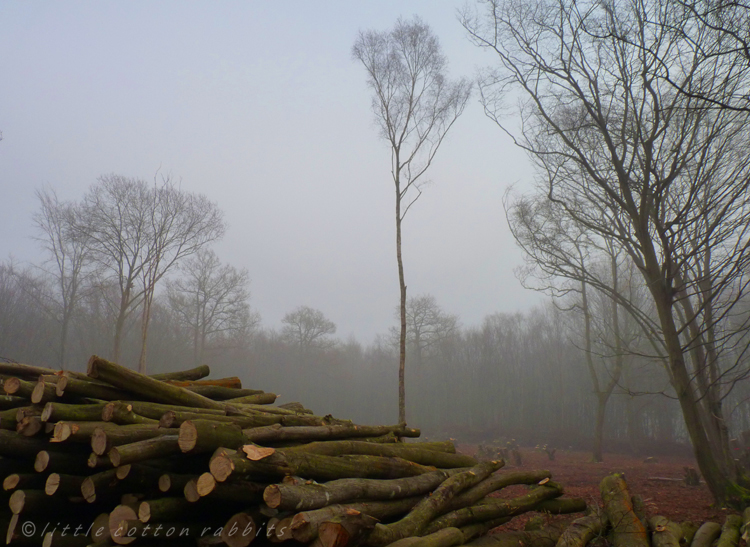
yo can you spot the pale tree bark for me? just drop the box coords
[354,17,471,424]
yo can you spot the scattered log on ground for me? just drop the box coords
[600,473,649,547]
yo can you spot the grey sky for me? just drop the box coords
[0,1,539,342]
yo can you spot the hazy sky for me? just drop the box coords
[0,1,540,342]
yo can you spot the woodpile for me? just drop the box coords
[1,356,736,547]
[0,356,586,546]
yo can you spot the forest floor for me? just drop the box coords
[458,444,732,530]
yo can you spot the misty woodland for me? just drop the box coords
[3,0,750,531]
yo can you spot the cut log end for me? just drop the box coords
[210,455,234,482]
[35,450,50,472]
[178,420,199,452]
[197,472,216,497]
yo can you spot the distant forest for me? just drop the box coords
[4,177,748,455]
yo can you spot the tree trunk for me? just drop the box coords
[593,396,606,463]
[396,172,407,426]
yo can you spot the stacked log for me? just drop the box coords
[0,356,586,546]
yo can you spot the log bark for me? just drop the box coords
[264,468,463,511]
[0,395,26,410]
[442,470,553,514]
[150,365,211,381]
[55,373,132,400]
[555,510,607,547]
[242,423,420,445]
[91,424,177,455]
[51,421,116,443]
[211,448,435,482]
[41,402,108,423]
[101,402,160,425]
[365,461,504,546]
[692,522,722,547]
[225,392,278,405]
[422,483,563,534]
[179,419,248,453]
[108,434,181,467]
[599,473,648,547]
[648,516,682,547]
[291,497,423,543]
[31,379,58,405]
[165,376,243,389]
[283,440,478,468]
[87,356,224,410]
[534,498,587,515]
[717,515,742,547]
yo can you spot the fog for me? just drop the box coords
[0,1,540,343]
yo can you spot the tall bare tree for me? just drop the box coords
[78,174,224,370]
[167,249,257,366]
[464,0,750,506]
[353,16,471,424]
[32,188,92,368]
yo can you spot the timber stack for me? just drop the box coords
[1,354,686,547]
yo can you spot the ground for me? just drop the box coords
[458,445,731,530]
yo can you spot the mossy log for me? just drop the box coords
[264,468,463,511]
[3,473,47,492]
[365,461,504,546]
[179,419,248,453]
[692,522,722,547]
[41,402,108,423]
[164,376,243,388]
[182,384,265,399]
[30,379,59,405]
[422,483,563,534]
[55,373,133,400]
[108,434,181,466]
[532,498,587,515]
[0,395,27,410]
[101,402,160,425]
[0,362,58,378]
[3,377,37,398]
[241,423,420,445]
[648,516,683,547]
[283,440,478,468]
[87,355,224,410]
[81,469,120,503]
[52,421,117,443]
[551,509,607,547]
[91,424,177,455]
[717,515,742,547]
[149,365,211,381]
[211,448,435,482]
[225,392,279,405]
[742,507,750,541]
[599,473,648,547]
[291,497,423,543]
[442,470,552,514]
